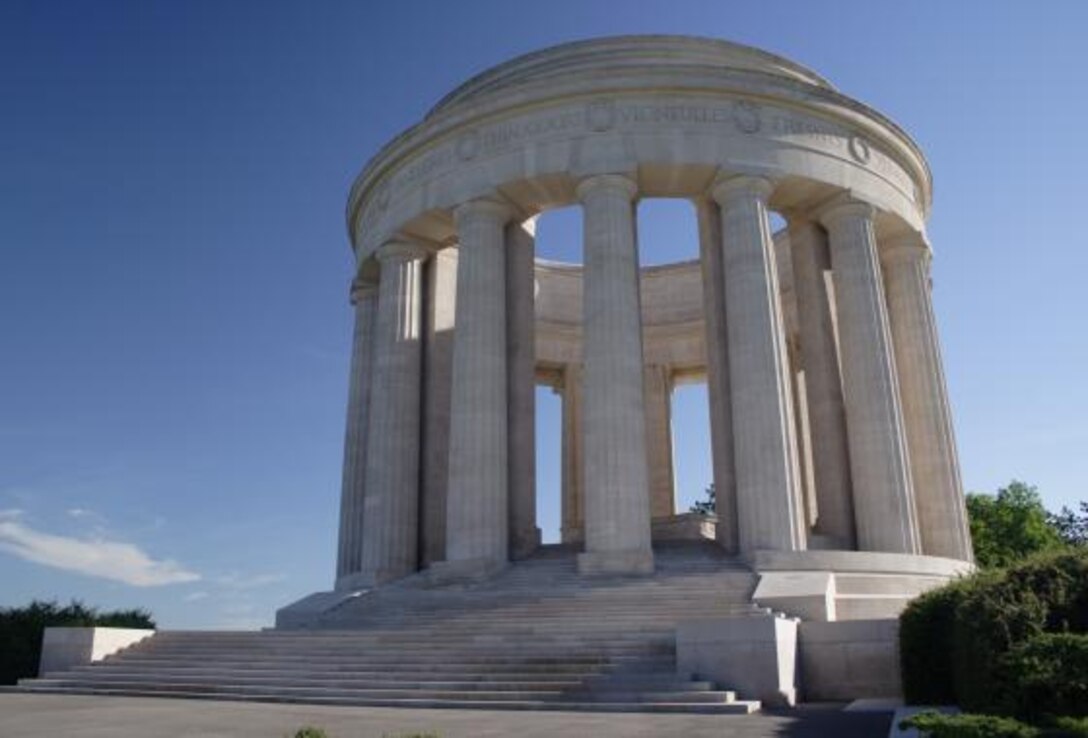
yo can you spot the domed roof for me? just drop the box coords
[427,35,834,119]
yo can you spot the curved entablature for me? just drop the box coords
[427,35,836,117]
[346,35,933,273]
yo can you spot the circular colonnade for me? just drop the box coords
[334,35,973,591]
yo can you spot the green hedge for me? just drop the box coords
[1001,633,1088,723]
[899,549,1088,716]
[0,600,155,685]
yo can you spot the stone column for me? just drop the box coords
[787,217,856,549]
[696,198,738,553]
[577,174,654,575]
[821,200,920,555]
[712,175,805,553]
[561,364,585,544]
[507,217,541,559]
[882,234,972,561]
[644,364,676,519]
[358,241,427,585]
[420,248,458,567]
[437,198,513,580]
[335,278,378,589]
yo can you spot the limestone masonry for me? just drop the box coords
[331,34,973,584]
[21,35,975,712]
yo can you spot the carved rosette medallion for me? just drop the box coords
[732,100,762,134]
[586,99,616,132]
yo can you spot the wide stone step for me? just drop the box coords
[36,674,591,691]
[23,679,571,701]
[13,685,761,714]
[64,667,599,684]
[119,644,670,661]
[76,661,644,676]
[104,655,677,669]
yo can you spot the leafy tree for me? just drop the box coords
[1049,502,1088,548]
[690,483,716,516]
[967,481,1066,569]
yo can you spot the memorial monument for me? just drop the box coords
[329,33,973,586]
[21,35,975,710]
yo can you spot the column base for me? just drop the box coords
[428,557,508,584]
[334,572,374,592]
[578,548,655,576]
[511,527,542,560]
[343,568,411,588]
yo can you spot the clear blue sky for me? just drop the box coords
[2,1,1085,629]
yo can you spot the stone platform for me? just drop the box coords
[18,543,766,713]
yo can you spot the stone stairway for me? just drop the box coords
[18,542,764,713]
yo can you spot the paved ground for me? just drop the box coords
[0,694,893,737]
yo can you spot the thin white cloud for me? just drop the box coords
[0,518,200,587]
[0,509,24,520]
[215,572,286,590]
[183,591,209,602]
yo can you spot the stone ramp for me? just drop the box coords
[17,542,763,713]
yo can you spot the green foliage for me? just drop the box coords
[1049,502,1088,548]
[690,483,715,516]
[900,578,972,703]
[0,600,154,685]
[999,633,1088,723]
[899,712,1040,738]
[1050,717,1088,737]
[291,729,328,738]
[899,548,1088,718]
[967,481,1066,569]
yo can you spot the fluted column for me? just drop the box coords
[787,217,856,549]
[507,217,540,559]
[712,175,805,553]
[821,200,920,554]
[437,198,513,580]
[577,174,654,575]
[335,278,378,589]
[883,234,972,561]
[561,364,585,544]
[696,198,739,553]
[644,364,676,519]
[420,248,458,567]
[358,241,427,585]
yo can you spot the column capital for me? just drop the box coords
[453,198,514,227]
[575,174,638,202]
[710,174,775,206]
[376,239,429,264]
[349,277,379,305]
[817,197,878,229]
[881,232,932,266]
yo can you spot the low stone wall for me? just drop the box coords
[799,619,901,700]
[752,550,972,621]
[38,627,154,676]
[676,614,799,706]
[676,615,903,704]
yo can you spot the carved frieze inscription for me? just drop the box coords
[356,96,917,239]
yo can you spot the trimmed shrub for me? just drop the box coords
[954,550,1088,712]
[999,633,1088,723]
[900,578,972,703]
[0,600,154,685]
[900,548,1088,717]
[899,712,1039,738]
